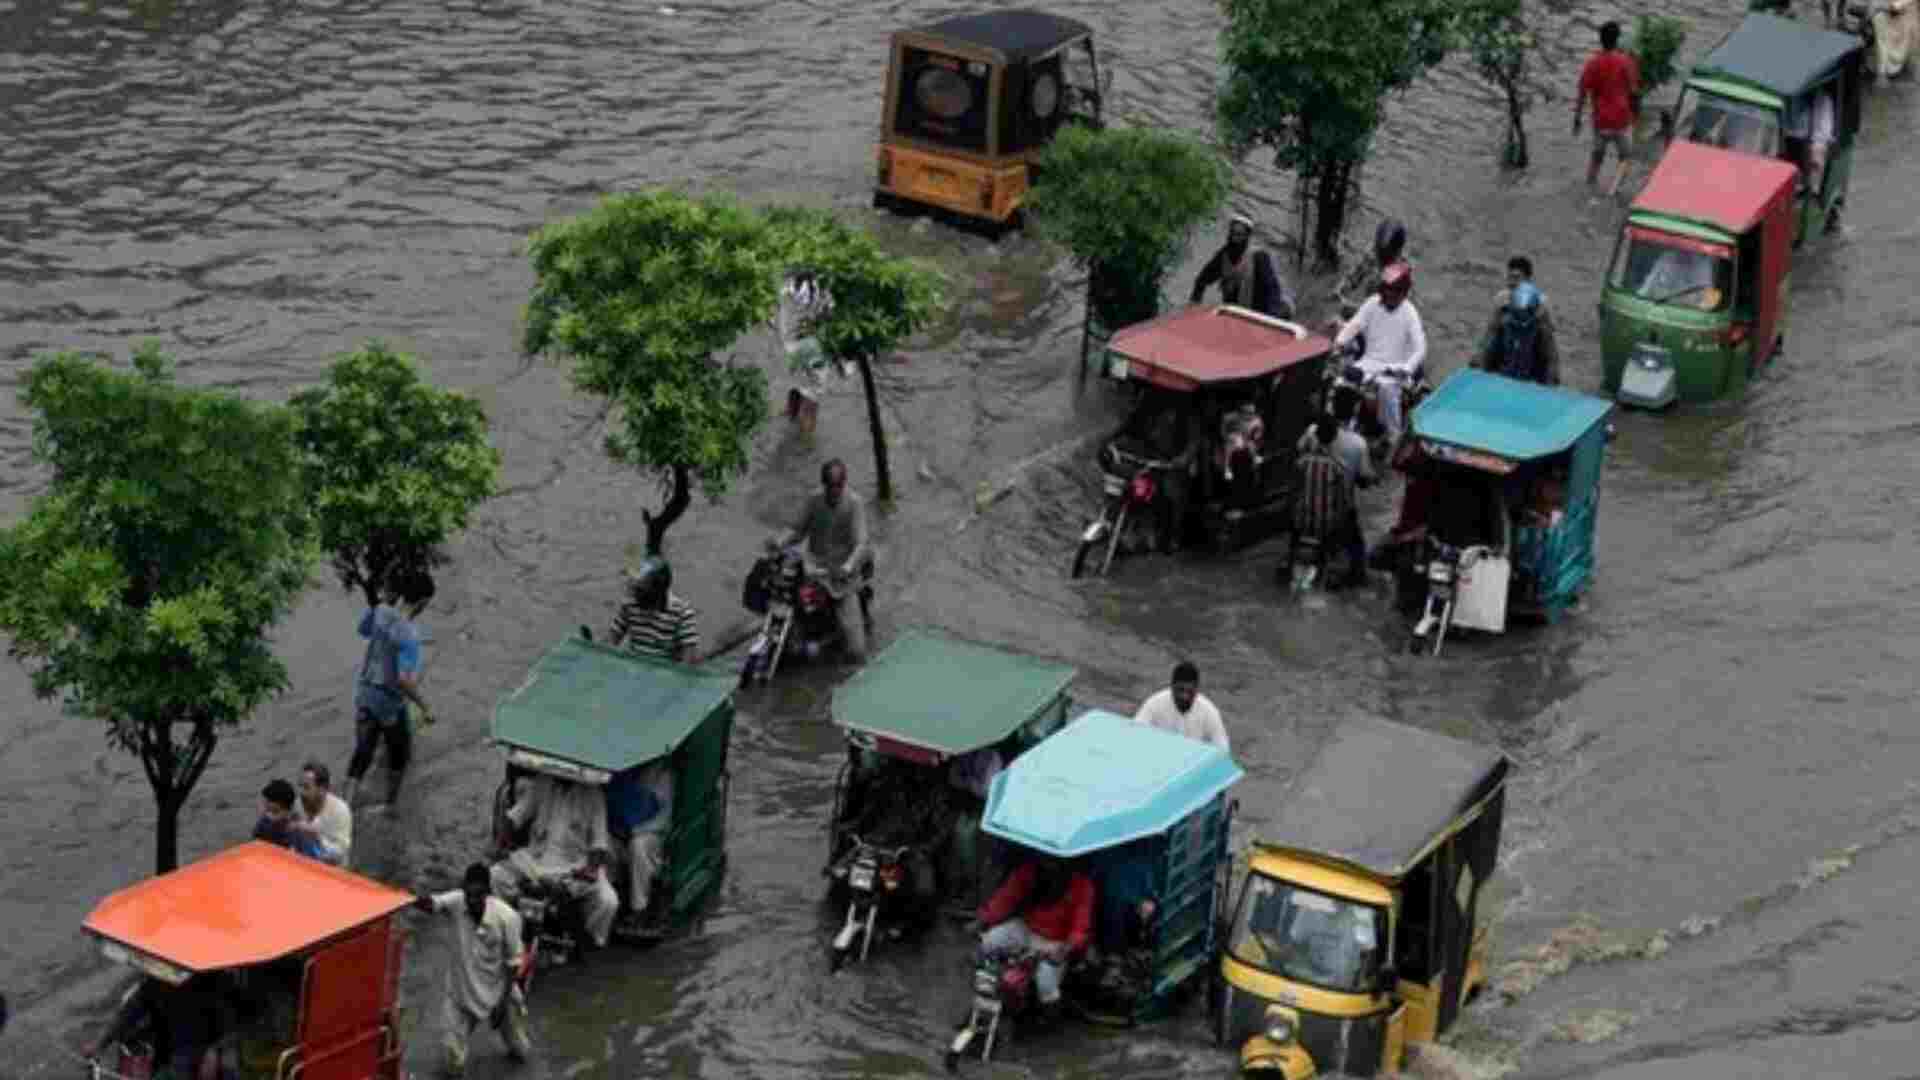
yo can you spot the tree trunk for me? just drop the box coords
[856,354,893,504]
[1505,83,1530,169]
[139,713,219,875]
[642,464,693,555]
[1313,160,1354,266]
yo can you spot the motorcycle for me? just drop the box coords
[827,833,916,971]
[945,946,1055,1071]
[1069,445,1166,579]
[739,543,870,684]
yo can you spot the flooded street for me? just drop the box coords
[4,0,1919,1075]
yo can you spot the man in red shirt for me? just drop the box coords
[976,856,1095,1013]
[1574,21,1641,198]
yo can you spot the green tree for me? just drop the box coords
[524,190,777,554]
[1217,0,1459,264]
[1631,14,1689,99]
[0,346,317,873]
[289,343,500,608]
[765,208,944,504]
[1464,0,1554,168]
[1025,125,1231,349]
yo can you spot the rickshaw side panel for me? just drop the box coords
[1511,422,1606,620]
[664,700,735,918]
[298,920,393,1050]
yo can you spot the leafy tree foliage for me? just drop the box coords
[1464,0,1555,168]
[1631,15,1689,98]
[1026,125,1231,335]
[765,208,944,503]
[524,190,777,553]
[0,345,317,873]
[290,343,500,608]
[1217,0,1458,263]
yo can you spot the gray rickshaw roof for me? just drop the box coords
[492,636,735,772]
[1257,718,1509,881]
[1694,13,1862,97]
[910,9,1093,63]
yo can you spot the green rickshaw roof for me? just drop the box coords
[1695,13,1862,97]
[492,637,735,771]
[1412,370,1613,463]
[831,629,1077,755]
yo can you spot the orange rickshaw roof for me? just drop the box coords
[83,842,415,975]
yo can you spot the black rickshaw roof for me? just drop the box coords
[1694,13,1862,97]
[909,9,1093,63]
[492,636,735,773]
[1257,718,1509,881]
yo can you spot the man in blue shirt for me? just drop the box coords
[344,568,436,812]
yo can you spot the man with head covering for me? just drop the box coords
[414,863,532,1076]
[1473,255,1561,385]
[1190,213,1296,319]
[606,556,699,664]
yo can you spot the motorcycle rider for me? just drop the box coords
[1295,411,1376,589]
[1330,260,1427,450]
[1190,213,1296,319]
[776,458,873,663]
[976,854,1097,1020]
[491,772,620,954]
[1473,256,1561,385]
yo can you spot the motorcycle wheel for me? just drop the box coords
[1408,632,1425,655]
[1069,538,1097,580]
[944,1050,961,1073]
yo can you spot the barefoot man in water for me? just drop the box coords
[1574,21,1641,198]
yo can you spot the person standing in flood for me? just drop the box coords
[414,863,531,1077]
[344,567,436,813]
[1574,21,1641,198]
[1190,213,1296,319]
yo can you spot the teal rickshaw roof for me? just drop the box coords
[832,629,1078,756]
[1695,13,1862,97]
[982,710,1243,857]
[1412,370,1613,463]
[492,637,735,771]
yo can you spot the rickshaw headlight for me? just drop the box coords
[1263,1007,1296,1045]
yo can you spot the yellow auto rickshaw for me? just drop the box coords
[874,8,1105,230]
[1217,719,1510,1076]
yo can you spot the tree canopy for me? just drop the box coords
[1027,125,1232,331]
[524,190,778,551]
[0,345,317,872]
[290,343,500,607]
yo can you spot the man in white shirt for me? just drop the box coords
[491,773,620,949]
[291,761,353,867]
[1332,261,1427,444]
[413,863,531,1076]
[1131,662,1230,754]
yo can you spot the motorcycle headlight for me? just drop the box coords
[1263,1007,1296,1046]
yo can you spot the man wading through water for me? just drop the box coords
[1191,213,1296,319]
[344,567,436,813]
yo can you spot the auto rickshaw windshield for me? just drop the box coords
[1685,93,1781,157]
[1227,874,1387,993]
[1611,232,1734,313]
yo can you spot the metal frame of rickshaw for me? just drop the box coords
[825,629,1078,919]
[489,636,736,946]
[82,841,414,1080]
[1598,140,1800,405]
[1097,304,1335,558]
[1395,371,1613,637]
[1668,12,1865,248]
[953,710,1242,1063]
[1218,718,1511,1078]
[874,9,1105,230]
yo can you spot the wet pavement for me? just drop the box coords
[3,0,1920,1077]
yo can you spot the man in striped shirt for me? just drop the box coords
[607,557,699,664]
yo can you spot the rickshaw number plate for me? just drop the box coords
[850,864,876,890]
[1107,352,1130,380]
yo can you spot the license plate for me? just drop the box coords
[850,864,875,890]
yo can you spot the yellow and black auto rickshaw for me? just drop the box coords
[874,8,1104,230]
[1218,718,1510,1077]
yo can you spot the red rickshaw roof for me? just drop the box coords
[1108,305,1332,387]
[1632,141,1798,234]
[83,842,415,976]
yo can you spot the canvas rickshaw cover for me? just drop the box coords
[982,710,1243,857]
[1631,139,1798,236]
[83,842,414,976]
[1257,718,1509,881]
[831,629,1077,756]
[1694,12,1863,97]
[909,9,1092,63]
[493,636,736,772]
[1108,305,1332,388]
[1412,370,1613,465]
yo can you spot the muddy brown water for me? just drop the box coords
[4,0,1920,1077]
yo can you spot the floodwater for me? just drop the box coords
[3,0,1918,1076]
